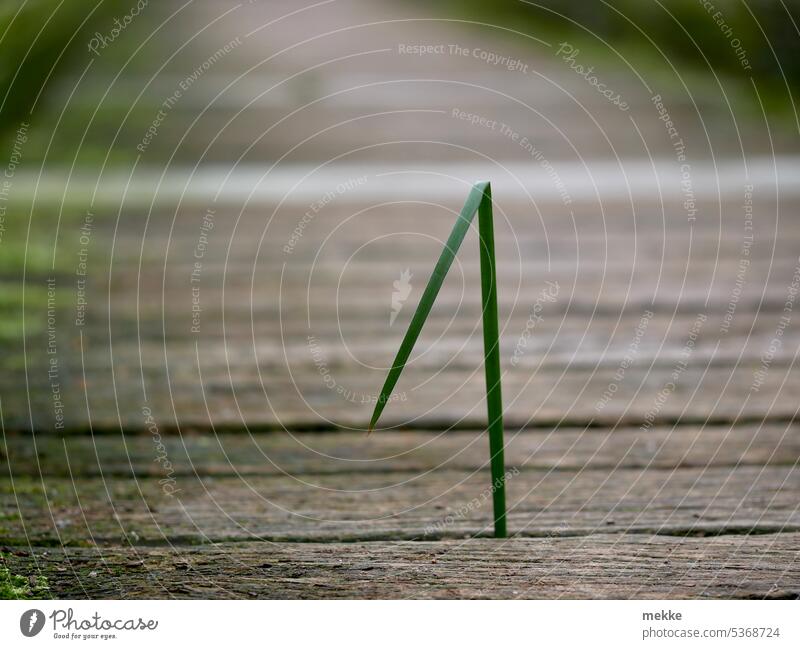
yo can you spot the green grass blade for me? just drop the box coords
[368,181,489,431]
[369,180,507,539]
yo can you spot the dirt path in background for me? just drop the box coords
[3,0,798,433]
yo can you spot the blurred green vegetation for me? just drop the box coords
[448,0,800,119]
[0,3,157,344]
[0,1,119,136]
[0,208,92,343]
[0,1,167,165]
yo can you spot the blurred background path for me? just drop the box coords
[5,0,800,431]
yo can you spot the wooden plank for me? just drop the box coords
[4,534,799,599]
[5,359,800,432]
[24,310,800,361]
[3,425,798,477]
[7,192,800,432]
[2,465,797,544]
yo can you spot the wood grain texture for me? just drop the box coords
[5,194,800,433]
[3,464,797,544]
[3,0,799,601]
[4,535,799,599]
[3,425,798,477]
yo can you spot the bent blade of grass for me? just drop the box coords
[368,181,488,431]
[369,180,507,538]
[369,182,507,538]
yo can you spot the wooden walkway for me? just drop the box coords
[2,0,799,598]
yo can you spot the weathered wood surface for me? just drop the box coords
[5,535,800,599]
[3,0,799,599]
[7,362,800,433]
[4,425,798,476]
[2,428,798,545]
[3,466,798,544]
[6,193,800,432]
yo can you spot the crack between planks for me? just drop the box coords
[5,525,800,548]
[4,413,798,436]
[3,460,799,480]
